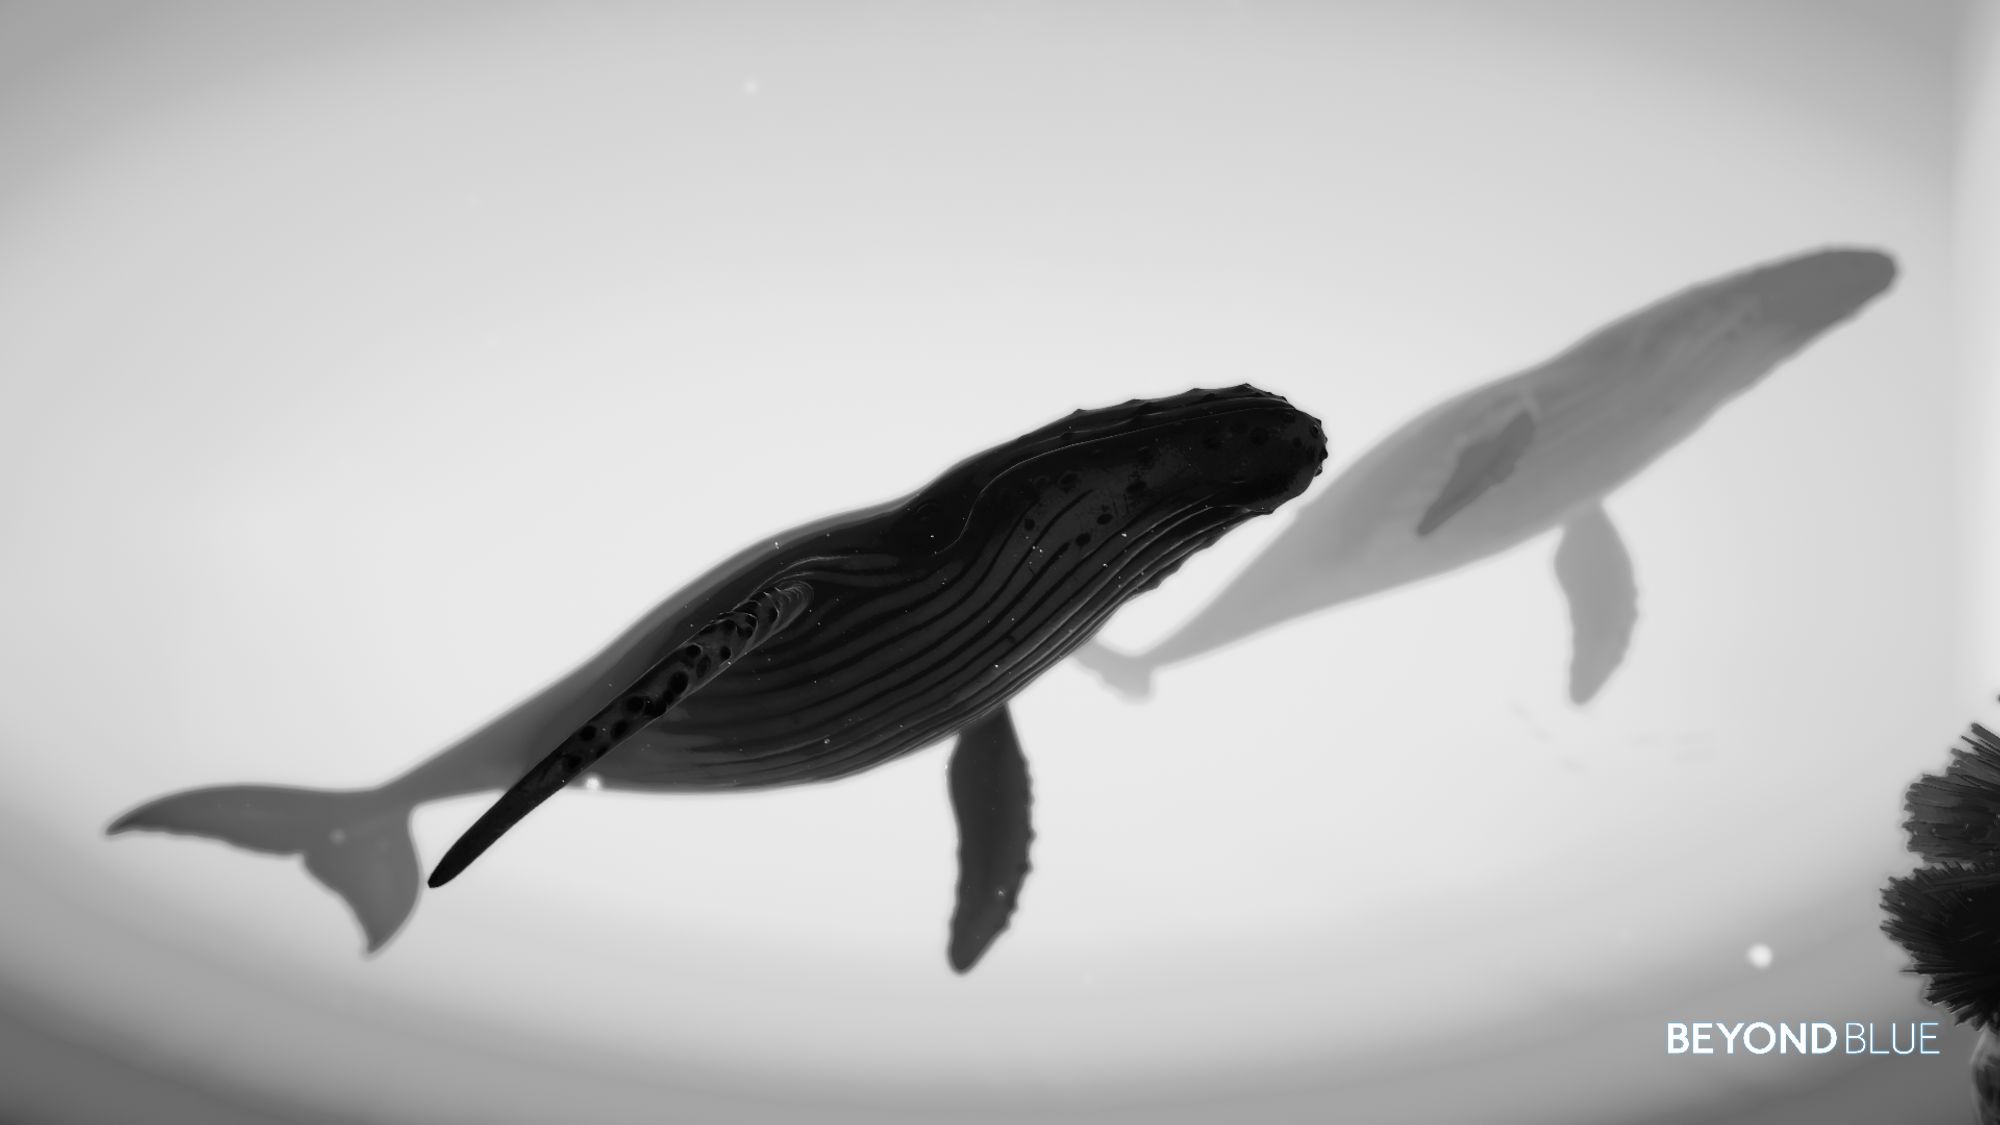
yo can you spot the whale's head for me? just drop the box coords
[1558,246,1899,411]
[896,385,1327,593]
[1747,248,1898,336]
[1021,385,1330,516]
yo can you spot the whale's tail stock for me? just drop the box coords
[1072,642,1156,700]
[108,784,419,953]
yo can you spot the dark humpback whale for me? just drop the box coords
[110,386,1327,971]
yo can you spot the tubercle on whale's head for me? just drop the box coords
[1122,385,1330,515]
[893,385,1329,549]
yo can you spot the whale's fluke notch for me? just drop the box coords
[1553,503,1637,705]
[947,702,1033,973]
[1415,403,1536,536]
[108,785,418,953]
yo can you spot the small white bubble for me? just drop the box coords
[328,828,347,845]
[583,774,604,791]
[1747,943,1774,970]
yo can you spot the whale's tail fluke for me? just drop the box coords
[108,785,418,954]
[1072,642,1156,700]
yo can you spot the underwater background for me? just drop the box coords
[0,1,1988,1122]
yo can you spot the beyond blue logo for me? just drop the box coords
[1666,1022,1941,1056]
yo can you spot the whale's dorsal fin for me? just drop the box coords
[427,580,815,888]
[1553,503,1637,705]
[1416,401,1537,536]
[947,702,1033,973]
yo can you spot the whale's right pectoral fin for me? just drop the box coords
[946,702,1033,974]
[1553,503,1637,706]
[1417,402,1537,536]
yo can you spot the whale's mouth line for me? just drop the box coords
[1053,396,1305,449]
[893,400,1318,560]
[1055,394,1296,442]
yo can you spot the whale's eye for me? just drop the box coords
[908,499,951,536]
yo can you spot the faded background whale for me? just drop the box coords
[1075,247,1900,706]
[0,2,1988,1124]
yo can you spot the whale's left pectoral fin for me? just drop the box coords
[1553,503,1638,706]
[946,702,1033,974]
[1417,402,1537,536]
[427,580,814,888]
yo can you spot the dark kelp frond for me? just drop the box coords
[1904,721,2000,864]
[1882,862,2000,1028]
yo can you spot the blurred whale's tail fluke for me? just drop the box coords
[1072,642,1156,701]
[108,784,418,954]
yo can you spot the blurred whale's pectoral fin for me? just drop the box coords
[1553,503,1637,705]
[427,580,814,888]
[947,702,1033,973]
[1416,403,1537,536]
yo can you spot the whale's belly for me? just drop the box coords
[599,502,1238,791]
